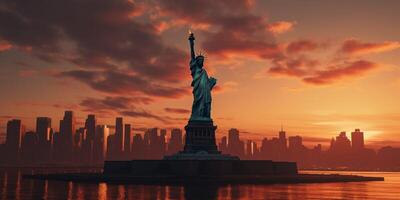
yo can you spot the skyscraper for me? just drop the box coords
[85,115,96,141]
[21,131,37,164]
[124,124,132,157]
[288,136,303,151]
[228,128,245,157]
[218,136,228,153]
[59,111,76,161]
[132,134,146,159]
[278,127,287,150]
[36,117,52,163]
[160,129,167,156]
[115,117,124,153]
[82,114,96,162]
[246,140,255,157]
[36,117,52,144]
[351,129,364,150]
[168,128,183,154]
[93,125,109,163]
[330,131,351,153]
[5,119,24,162]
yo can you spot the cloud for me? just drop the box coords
[267,21,296,34]
[0,0,187,90]
[60,70,189,98]
[303,60,379,85]
[286,40,322,54]
[0,40,12,52]
[266,38,387,85]
[269,56,320,77]
[79,96,153,112]
[164,107,190,114]
[79,96,172,122]
[340,39,400,56]
[156,0,283,60]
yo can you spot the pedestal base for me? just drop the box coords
[183,120,219,154]
[164,152,239,160]
[165,120,239,160]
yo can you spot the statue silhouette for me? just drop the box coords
[188,32,216,121]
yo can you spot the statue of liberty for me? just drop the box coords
[188,31,216,121]
[164,31,238,158]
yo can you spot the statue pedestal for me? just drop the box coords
[183,120,219,154]
[164,120,239,160]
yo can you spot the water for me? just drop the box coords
[0,169,399,199]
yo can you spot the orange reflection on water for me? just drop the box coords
[98,183,107,200]
[0,170,399,199]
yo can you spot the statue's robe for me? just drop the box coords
[189,59,215,121]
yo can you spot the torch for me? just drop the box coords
[188,29,195,41]
[188,30,195,59]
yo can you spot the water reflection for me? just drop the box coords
[0,169,399,200]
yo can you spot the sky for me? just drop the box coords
[0,0,400,149]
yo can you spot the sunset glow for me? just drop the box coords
[0,0,400,149]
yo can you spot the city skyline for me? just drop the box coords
[1,0,400,148]
[1,110,399,171]
[0,109,396,150]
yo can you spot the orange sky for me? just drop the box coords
[0,0,399,149]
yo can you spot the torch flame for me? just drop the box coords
[188,29,192,34]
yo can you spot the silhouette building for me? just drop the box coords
[93,125,109,163]
[218,136,228,153]
[35,117,52,163]
[278,128,287,152]
[351,129,364,150]
[5,119,24,162]
[115,117,124,153]
[21,131,37,164]
[132,134,146,159]
[3,109,400,171]
[288,136,303,151]
[59,111,76,161]
[330,131,351,153]
[81,114,96,162]
[228,128,245,157]
[124,124,132,158]
[168,128,183,154]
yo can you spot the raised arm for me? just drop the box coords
[188,32,195,60]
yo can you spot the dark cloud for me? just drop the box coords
[164,107,190,114]
[303,60,378,85]
[268,38,385,85]
[79,96,153,113]
[0,0,187,97]
[156,0,281,59]
[78,96,171,122]
[1,0,391,93]
[157,1,387,86]
[60,70,189,98]
[269,56,319,77]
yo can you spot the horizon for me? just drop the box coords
[1,0,400,150]
[0,109,396,151]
